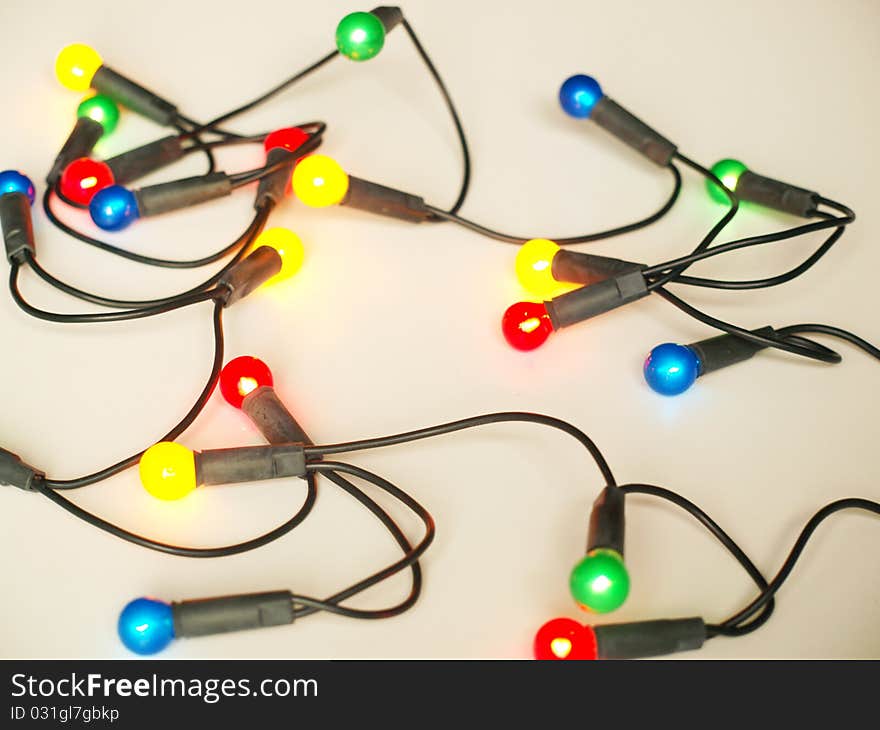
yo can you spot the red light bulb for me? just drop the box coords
[219,356,274,409]
[502,301,554,351]
[264,127,309,154]
[533,618,597,660]
[59,157,115,205]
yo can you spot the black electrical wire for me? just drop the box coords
[53,126,326,213]
[42,190,269,270]
[775,324,880,361]
[172,120,216,175]
[43,123,322,272]
[552,151,858,369]
[38,463,422,585]
[303,411,617,487]
[618,483,775,637]
[644,151,740,292]
[651,287,843,363]
[400,18,470,215]
[184,17,471,214]
[291,461,435,620]
[642,199,854,291]
[174,112,243,141]
[40,301,227,490]
[301,468,426,621]
[228,134,324,188]
[24,205,269,310]
[294,415,876,639]
[184,50,341,136]
[37,474,318,559]
[425,163,682,245]
[27,312,425,618]
[9,263,224,324]
[711,498,880,635]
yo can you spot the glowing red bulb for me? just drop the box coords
[264,127,310,154]
[59,157,115,205]
[502,301,554,351]
[219,356,274,409]
[533,618,597,660]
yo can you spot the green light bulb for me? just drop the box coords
[569,548,630,613]
[706,158,747,204]
[77,94,120,136]
[335,11,386,61]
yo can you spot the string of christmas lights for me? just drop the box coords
[0,6,877,660]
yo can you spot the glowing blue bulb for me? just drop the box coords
[118,597,175,655]
[644,343,701,396]
[89,184,139,231]
[0,170,36,205]
[559,75,604,118]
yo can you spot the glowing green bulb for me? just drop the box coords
[706,158,747,204]
[569,548,630,613]
[77,94,120,136]
[335,11,386,61]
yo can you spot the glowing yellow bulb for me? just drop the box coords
[291,155,349,208]
[55,43,103,92]
[139,442,197,501]
[550,637,573,658]
[515,238,570,299]
[252,227,305,283]
[238,377,259,397]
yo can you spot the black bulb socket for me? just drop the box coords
[546,270,649,329]
[92,65,178,127]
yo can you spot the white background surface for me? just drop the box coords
[0,0,878,659]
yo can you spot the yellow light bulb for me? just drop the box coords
[55,44,103,92]
[139,442,197,501]
[252,227,305,283]
[291,155,349,208]
[515,238,566,298]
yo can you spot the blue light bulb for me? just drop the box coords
[559,75,604,118]
[89,184,139,231]
[0,170,36,205]
[643,343,701,396]
[118,597,175,655]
